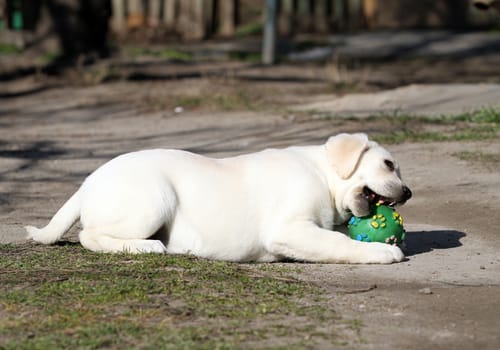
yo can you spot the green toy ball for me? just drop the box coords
[348,204,405,245]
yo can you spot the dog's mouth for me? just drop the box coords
[363,186,397,207]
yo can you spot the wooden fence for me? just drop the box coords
[0,1,494,42]
[110,0,494,40]
[110,0,365,40]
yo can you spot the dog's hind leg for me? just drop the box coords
[79,197,174,254]
[78,179,177,254]
[79,228,167,253]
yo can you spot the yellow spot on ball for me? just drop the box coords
[381,223,386,228]
[371,221,379,229]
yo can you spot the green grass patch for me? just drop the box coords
[174,94,252,111]
[451,107,500,124]
[0,43,22,55]
[235,23,263,37]
[127,47,192,62]
[157,49,193,62]
[452,150,500,164]
[228,51,262,63]
[372,125,498,144]
[227,51,287,64]
[306,108,500,144]
[39,51,60,64]
[0,243,349,349]
[339,108,500,145]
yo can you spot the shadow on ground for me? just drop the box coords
[404,230,465,256]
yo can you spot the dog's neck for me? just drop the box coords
[293,144,353,224]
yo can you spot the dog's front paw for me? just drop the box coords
[126,240,168,254]
[358,242,405,264]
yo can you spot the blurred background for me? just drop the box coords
[2,7,500,348]
[1,0,500,78]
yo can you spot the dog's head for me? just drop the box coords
[326,133,412,218]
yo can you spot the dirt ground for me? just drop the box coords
[1,41,500,348]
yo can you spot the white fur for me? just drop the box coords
[26,133,409,264]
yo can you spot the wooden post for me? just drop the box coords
[111,0,126,35]
[262,0,277,65]
[363,0,378,28]
[333,0,349,30]
[178,0,206,40]
[278,0,293,35]
[127,0,144,30]
[348,0,362,29]
[296,0,312,32]
[314,0,329,33]
[202,0,215,36]
[128,0,142,13]
[219,0,235,36]
[149,0,161,27]
[193,0,205,38]
[163,0,176,29]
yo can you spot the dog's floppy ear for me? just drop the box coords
[326,133,370,179]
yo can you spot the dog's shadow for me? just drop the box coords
[403,230,466,256]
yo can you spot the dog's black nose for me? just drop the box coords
[402,186,412,201]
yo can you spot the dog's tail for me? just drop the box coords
[25,189,81,244]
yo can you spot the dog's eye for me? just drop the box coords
[384,159,395,171]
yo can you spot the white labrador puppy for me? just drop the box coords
[26,133,411,264]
